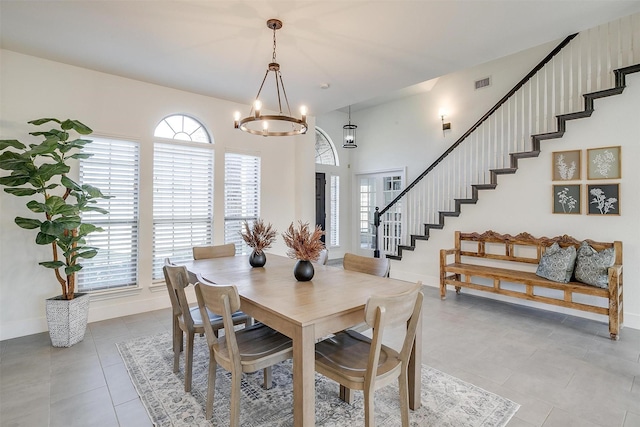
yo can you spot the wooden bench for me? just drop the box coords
[440,231,623,340]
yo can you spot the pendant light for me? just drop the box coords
[233,19,308,137]
[343,105,357,148]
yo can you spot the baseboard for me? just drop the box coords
[0,295,173,341]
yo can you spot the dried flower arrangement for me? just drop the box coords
[240,218,277,254]
[282,221,325,261]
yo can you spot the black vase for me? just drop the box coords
[249,250,266,267]
[293,260,314,281]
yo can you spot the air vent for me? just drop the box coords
[475,77,491,90]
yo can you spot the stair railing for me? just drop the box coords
[373,13,640,258]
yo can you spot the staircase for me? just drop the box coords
[374,13,640,260]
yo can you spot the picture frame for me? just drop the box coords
[552,150,581,181]
[587,146,621,180]
[587,183,620,215]
[553,184,581,214]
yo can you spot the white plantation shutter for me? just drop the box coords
[78,138,140,291]
[153,142,214,278]
[330,175,340,246]
[224,152,260,255]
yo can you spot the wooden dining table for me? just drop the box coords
[182,254,422,426]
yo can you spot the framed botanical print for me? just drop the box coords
[552,150,581,181]
[587,184,620,215]
[553,184,581,214]
[587,146,621,179]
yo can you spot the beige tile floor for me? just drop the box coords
[1,285,639,427]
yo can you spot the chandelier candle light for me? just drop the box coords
[234,19,308,137]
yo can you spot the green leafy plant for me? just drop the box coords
[0,118,110,300]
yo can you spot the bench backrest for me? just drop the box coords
[455,230,622,265]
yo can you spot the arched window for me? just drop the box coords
[315,127,338,166]
[154,114,211,143]
[152,114,214,279]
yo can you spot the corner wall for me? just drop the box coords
[0,50,315,340]
[345,42,640,330]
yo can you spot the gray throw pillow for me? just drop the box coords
[535,242,577,283]
[574,241,615,288]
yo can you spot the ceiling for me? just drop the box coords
[2,1,640,115]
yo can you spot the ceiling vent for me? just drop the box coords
[475,77,491,90]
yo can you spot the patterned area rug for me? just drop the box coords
[118,332,519,427]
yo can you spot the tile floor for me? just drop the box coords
[1,285,639,427]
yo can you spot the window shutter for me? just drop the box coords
[224,152,261,255]
[78,138,140,291]
[153,142,214,278]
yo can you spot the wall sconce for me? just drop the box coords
[440,114,451,136]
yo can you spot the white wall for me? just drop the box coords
[0,50,315,340]
[345,41,640,330]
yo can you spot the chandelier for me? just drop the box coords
[234,19,308,137]
[343,105,357,148]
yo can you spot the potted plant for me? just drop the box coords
[240,218,277,267]
[0,118,110,347]
[281,221,325,281]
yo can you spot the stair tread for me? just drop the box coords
[585,87,624,99]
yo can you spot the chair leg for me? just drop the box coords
[205,354,217,419]
[230,370,242,427]
[399,371,410,427]
[363,388,375,427]
[184,332,195,392]
[172,321,181,373]
[263,366,272,389]
[340,385,354,404]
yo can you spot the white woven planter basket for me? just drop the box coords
[45,293,90,347]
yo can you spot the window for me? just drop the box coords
[330,175,339,246]
[359,177,376,250]
[356,171,404,256]
[315,128,338,166]
[224,152,261,255]
[154,114,210,142]
[152,115,214,279]
[78,137,140,291]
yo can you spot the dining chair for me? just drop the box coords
[192,243,236,260]
[314,281,424,427]
[314,248,329,265]
[343,252,390,277]
[343,252,391,333]
[163,261,250,393]
[194,281,294,424]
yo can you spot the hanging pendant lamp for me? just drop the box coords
[343,105,357,148]
[233,19,308,137]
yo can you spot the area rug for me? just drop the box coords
[118,331,519,427]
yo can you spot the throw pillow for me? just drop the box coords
[574,241,615,288]
[535,242,577,283]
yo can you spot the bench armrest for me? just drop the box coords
[609,264,623,275]
[608,264,623,284]
[440,248,459,265]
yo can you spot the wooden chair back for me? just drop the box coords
[365,282,424,368]
[194,282,242,369]
[163,262,195,330]
[343,252,390,277]
[193,243,236,260]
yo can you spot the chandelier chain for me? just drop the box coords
[272,23,278,63]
